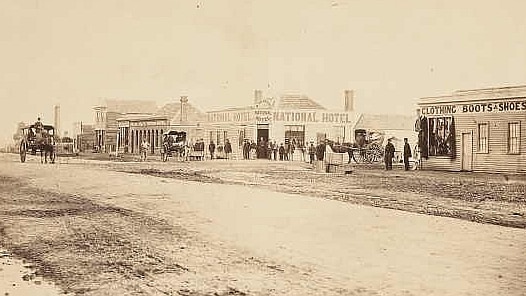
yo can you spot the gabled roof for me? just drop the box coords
[276,94,326,110]
[354,114,415,131]
[97,99,158,114]
[158,102,206,122]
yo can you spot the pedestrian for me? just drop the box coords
[308,142,316,164]
[384,138,395,170]
[278,143,285,161]
[403,138,412,171]
[140,139,150,162]
[209,140,216,160]
[272,140,278,161]
[224,139,232,160]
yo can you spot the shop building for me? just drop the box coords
[417,85,526,173]
[93,100,158,152]
[116,96,206,154]
[205,90,359,158]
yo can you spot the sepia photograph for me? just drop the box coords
[0,0,525,295]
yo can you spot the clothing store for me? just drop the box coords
[416,85,526,173]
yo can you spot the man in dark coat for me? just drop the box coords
[224,139,232,159]
[208,140,216,160]
[384,138,395,170]
[403,138,412,171]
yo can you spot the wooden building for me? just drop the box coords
[417,85,526,173]
[116,96,206,154]
[93,100,158,153]
[205,90,358,159]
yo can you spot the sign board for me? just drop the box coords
[421,99,526,115]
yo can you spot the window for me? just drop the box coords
[477,123,488,153]
[285,125,305,147]
[428,117,455,157]
[508,122,520,154]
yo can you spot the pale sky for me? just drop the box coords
[1,0,526,146]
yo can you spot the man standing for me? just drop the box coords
[403,138,412,171]
[140,139,150,162]
[224,139,232,160]
[308,142,316,164]
[384,138,395,170]
[209,140,216,160]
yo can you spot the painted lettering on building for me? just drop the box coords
[272,111,352,123]
[421,100,526,115]
[208,111,253,123]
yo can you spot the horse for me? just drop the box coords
[36,131,55,163]
[325,140,358,164]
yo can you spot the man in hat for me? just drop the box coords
[403,138,412,171]
[384,138,395,170]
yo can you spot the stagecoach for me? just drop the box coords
[160,130,188,162]
[19,124,57,163]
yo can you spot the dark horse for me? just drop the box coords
[326,140,358,164]
[36,131,55,163]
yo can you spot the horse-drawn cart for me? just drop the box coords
[326,129,385,165]
[160,130,188,162]
[19,124,57,163]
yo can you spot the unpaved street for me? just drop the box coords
[1,153,526,295]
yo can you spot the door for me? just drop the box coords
[257,125,269,143]
[461,132,473,171]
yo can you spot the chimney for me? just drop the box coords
[54,105,61,136]
[344,90,354,112]
[254,89,263,105]
[180,96,188,123]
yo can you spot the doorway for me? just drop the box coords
[257,125,269,143]
[461,132,473,171]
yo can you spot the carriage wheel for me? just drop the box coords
[355,148,366,163]
[369,143,384,163]
[19,142,27,163]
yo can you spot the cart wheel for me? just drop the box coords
[20,142,26,163]
[369,143,383,163]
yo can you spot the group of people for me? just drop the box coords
[241,138,308,161]
[384,138,415,171]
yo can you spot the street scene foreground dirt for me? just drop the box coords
[1,153,525,295]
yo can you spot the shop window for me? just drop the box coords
[428,117,455,157]
[477,123,488,153]
[223,131,228,144]
[508,122,520,154]
[285,125,305,147]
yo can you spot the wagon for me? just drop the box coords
[160,130,187,162]
[19,124,57,163]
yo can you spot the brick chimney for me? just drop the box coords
[254,89,263,105]
[54,105,60,136]
[180,96,188,123]
[344,90,354,112]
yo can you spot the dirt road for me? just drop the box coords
[1,154,525,295]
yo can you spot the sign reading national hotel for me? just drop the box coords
[420,99,526,115]
[207,109,353,124]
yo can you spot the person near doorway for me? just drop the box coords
[403,138,412,171]
[384,138,395,170]
[209,140,216,160]
[224,139,232,160]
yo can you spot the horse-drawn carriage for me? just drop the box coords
[160,130,188,162]
[326,129,385,164]
[19,124,57,163]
